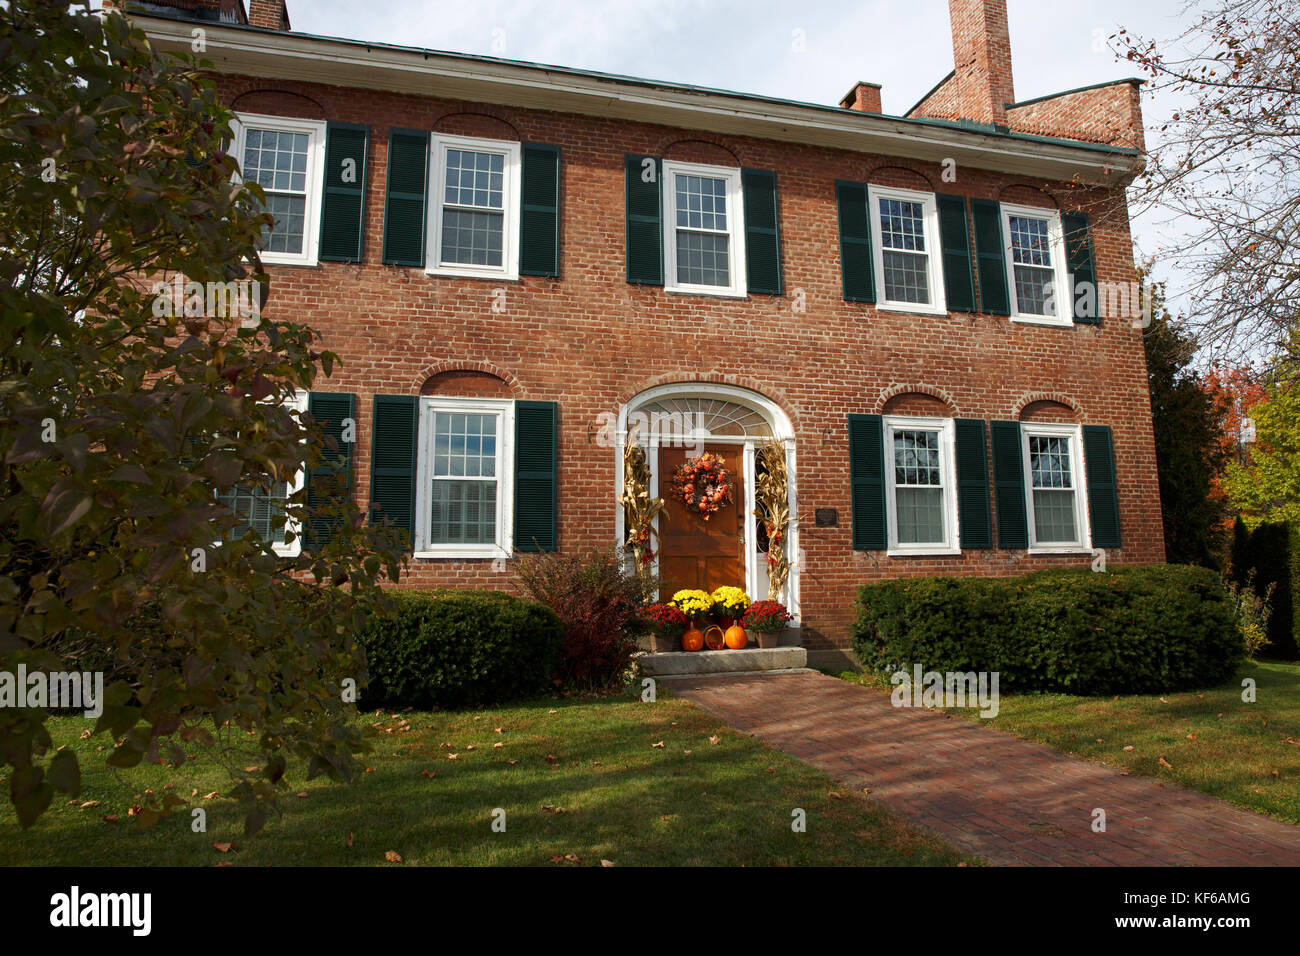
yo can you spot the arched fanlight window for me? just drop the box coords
[634,396,773,438]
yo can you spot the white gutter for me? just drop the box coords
[140,18,1144,185]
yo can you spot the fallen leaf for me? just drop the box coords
[683,749,693,755]
[385,850,403,863]
[127,804,143,817]
[295,792,309,798]
[79,729,92,740]
[243,766,260,773]
[862,788,872,795]
[364,767,376,773]
[492,742,504,749]
[1159,697,1169,704]
[1158,756,1174,769]
[564,853,579,863]
[447,753,459,760]
[465,744,477,750]
[1186,732,1197,740]
[764,767,775,773]
[495,727,503,734]
[601,859,615,867]
[79,800,100,809]
[1272,770,1281,779]
[1122,746,1135,752]
[548,709,558,715]
[440,742,452,748]
[420,769,436,778]
[346,833,354,848]
[1095,738,1104,743]
[508,759,518,765]
[213,842,234,853]
[828,792,844,800]
[215,861,233,868]
[651,741,664,749]
[709,735,720,745]
[102,815,121,824]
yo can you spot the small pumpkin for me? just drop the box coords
[681,626,704,652]
[723,624,747,649]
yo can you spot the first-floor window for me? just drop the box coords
[215,390,307,556]
[884,416,958,553]
[415,398,514,557]
[1022,423,1089,549]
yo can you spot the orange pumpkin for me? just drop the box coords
[724,624,748,650]
[681,626,704,652]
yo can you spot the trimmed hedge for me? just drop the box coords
[851,565,1242,695]
[358,589,564,709]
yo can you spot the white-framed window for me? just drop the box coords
[231,113,327,266]
[414,397,514,559]
[868,185,946,315]
[1001,203,1071,326]
[426,133,522,280]
[215,389,309,557]
[662,160,747,298]
[883,416,959,555]
[1021,422,1090,551]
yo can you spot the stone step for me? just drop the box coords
[636,646,808,677]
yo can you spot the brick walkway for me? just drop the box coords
[668,671,1300,866]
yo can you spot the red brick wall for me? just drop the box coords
[217,74,1165,652]
[1007,83,1146,151]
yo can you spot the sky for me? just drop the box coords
[285,0,1201,309]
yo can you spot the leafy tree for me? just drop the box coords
[1223,360,1300,527]
[1142,272,1229,566]
[0,0,403,830]
[1116,1,1300,373]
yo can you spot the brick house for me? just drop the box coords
[130,0,1163,668]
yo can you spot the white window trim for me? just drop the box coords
[1001,202,1072,327]
[867,184,947,316]
[425,133,522,281]
[1021,422,1092,553]
[230,113,327,267]
[413,397,515,560]
[211,389,308,557]
[883,415,960,556]
[662,160,747,299]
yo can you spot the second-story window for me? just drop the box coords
[232,113,327,266]
[1001,203,1070,325]
[867,185,946,315]
[428,134,522,280]
[662,160,746,297]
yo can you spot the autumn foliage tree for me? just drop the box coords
[0,1,403,830]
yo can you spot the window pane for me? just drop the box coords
[432,412,497,478]
[243,127,310,195]
[261,193,306,254]
[441,209,504,266]
[218,480,289,544]
[430,479,498,544]
[1008,216,1052,267]
[896,488,945,544]
[1014,264,1056,316]
[675,230,730,286]
[444,148,505,209]
[878,198,926,252]
[893,430,941,486]
[1029,436,1073,489]
[1033,489,1078,543]
[882,250,931,304]
[674,174,727,231]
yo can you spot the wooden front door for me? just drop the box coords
[657,443,744,595]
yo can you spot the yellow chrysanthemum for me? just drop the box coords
[710,586,751,615]
[670,589,713,617]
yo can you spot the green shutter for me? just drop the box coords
[368,394,418,549]
[971,198,1010,316]
[836,181,875,303]
[381,128,428,267]
[990,420,1028,548]
[848,414,886,550]
[937,194,976,312]
[1063,211,1099,325]
[742,168,782,295]
[319,122,369,262]
[304,392,357,552]
[520,143,561,277]
[1083,424,1122,548]
[954,418,992,549]
[514,400,558,552]
[625,154,663,285]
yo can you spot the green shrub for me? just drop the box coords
[851,565,1242,695]
[358,589,563,709]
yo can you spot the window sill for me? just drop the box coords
[259,257,319,268]
[1010,315,1072,328]
[1026,547,1091,555]
[664,286,748,300]
[413,547,510,561]
[887,548,962,558]
[425,266,520,282]
[874,302,948,317]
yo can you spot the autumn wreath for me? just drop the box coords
[670,452,734,520]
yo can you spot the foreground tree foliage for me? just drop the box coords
[1223,347,1300,528]
[0,1,404,830]
[1117,0,1300,373]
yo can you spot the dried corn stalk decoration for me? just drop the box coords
[618,424,664,582]
[754,438,791,601]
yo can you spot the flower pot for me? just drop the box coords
[650,631,676,654]
[718,616,736,629]
[756,628,782,649]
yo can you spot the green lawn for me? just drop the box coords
[840,659,1300,825]
[0,689,974,867]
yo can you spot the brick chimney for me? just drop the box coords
[947,0,1015,125]
[248,0,290,30]
[839,81,883,114]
